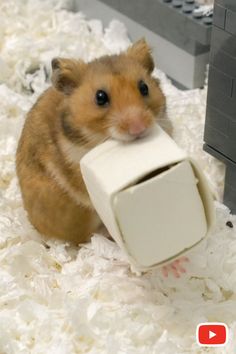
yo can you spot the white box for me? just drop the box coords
[80,124,215,272]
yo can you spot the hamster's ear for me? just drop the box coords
[126,39,154,73]
[51,58,86,95]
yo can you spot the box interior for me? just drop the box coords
[113,160,208,267]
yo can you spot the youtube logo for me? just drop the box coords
[196,323,228,347]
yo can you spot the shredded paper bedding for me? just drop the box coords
[0,1,236,353]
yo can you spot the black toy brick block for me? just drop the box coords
[203,145,236,214]
[213,3,226,29]
[207,83,236,118]
[208,65,233,97]
[225,164,236,188]
[204,0,236,213]
[205,136,236,213]
[215,0,236,13]
[228,120,236,141]
[224,183,236,213]
[211,26,236,58]
[225,9,236,35]
[232,79,236,99]
[224,165,236,212]
[204,123,236,162]
[210,47,236,81]
[204,124,226,157]
[203,143,229,164]
[205,105,229,135]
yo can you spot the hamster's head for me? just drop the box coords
[52,39,166,145]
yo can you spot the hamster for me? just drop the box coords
[16,39,169,244]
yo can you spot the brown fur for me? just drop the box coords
[16,39,168,244]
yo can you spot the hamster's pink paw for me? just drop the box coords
[161,256,189,278]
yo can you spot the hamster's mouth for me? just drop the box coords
[108,124,154,142]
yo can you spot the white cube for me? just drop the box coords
[80,124,215,272]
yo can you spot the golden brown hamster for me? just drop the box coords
[16,39,168,244]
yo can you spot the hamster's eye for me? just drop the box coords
[95,90,109,106]
[138,80,149,97]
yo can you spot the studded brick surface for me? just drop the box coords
[161,0,213,25]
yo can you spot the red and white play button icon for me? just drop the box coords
[196,323,228,347]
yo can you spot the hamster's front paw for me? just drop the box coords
[161,257,189,278]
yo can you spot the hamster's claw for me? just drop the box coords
[161,257,189,278]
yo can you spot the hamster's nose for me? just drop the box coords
[128,120,147,137]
